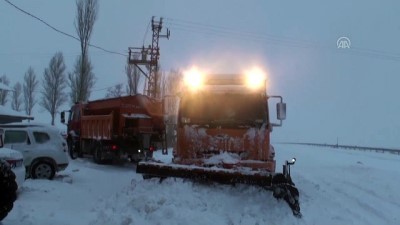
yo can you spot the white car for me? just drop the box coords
[0,147,25,188]
[0,123,69,180]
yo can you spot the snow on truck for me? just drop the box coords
[137,67,302,217]
[61,95,165,163]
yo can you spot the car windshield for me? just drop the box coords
[179,92,267,126]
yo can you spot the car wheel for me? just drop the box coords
[0,160,17,221]
[31,161,55,180]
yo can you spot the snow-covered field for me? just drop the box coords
[2,145,400,225]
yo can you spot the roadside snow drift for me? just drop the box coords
[3,145,400,225]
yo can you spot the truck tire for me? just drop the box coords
[0,160,17,221]
[93,145,104,164]
[68,139,79,160]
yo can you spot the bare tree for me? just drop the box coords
[125,64,142,95]
[40,52,68,125]
[161,69,182,97]
[11,82,23,111]
[0,74,10,106]
[155,66,163,99]
[68,0,98,103]
[160,69,182,147]
[105,83,124,98]
[159,71,167,98]
[23,67,39,117]
[68,56,95,103]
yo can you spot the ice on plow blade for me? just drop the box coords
[136,161,302,217]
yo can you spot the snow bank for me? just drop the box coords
[3,147,400,225]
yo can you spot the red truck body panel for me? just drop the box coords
[81,113,113,140]
[77,95,164,140]
[66,94,164,161]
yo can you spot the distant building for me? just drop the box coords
[0,105,34,124]
[0,83,34,123]
[0,83,12,92]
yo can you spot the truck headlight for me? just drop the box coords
[181,117,191,124]
[244,67,266,90]
[184,66,204,91]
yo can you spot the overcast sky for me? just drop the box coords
[1,0,399,148]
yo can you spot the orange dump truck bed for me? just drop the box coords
[80,94,164,139]
[81,113,113,140]
[64,94,165,164]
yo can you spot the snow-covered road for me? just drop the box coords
[2,145,400,225]
[286,146,400,225]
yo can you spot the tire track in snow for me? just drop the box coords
[295,174,373,225]
[321,179,392,225]
[332,186,392,224]
[340,180,400,208]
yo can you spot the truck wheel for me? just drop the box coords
[31,161,55,180]
[68,139,79,160]
[0,160,17,221]
[93,145,103,164]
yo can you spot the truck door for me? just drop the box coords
[67,104,82,138]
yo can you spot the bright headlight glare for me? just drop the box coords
[245,68,266,89]
[183,67,204,90]
[181,117,191,124]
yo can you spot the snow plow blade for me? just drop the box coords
[137,161,274,185]
[136,160,302,217]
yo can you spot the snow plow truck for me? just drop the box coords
[137,67,302,217]
[61,95,165,164]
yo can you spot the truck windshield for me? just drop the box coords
[179,92,267,127]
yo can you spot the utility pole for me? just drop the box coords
[336,137,339,148]
[128,17,170,99]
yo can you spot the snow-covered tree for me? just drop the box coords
[23,67,39,117]
[11,82,23,111]
[40,52,68,125]
[68,0,98,103]
[161,69,182,97]
[0,74,10,106]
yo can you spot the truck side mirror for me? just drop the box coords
[277,102,286,120]
[61,111,65,124]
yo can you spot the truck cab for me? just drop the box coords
[165,69,286,173]
[137,68,300,217]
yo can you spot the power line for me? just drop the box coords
[2,1,130,95]
[168,24,321,50]
[165,17,318,46]
[3,0,127,57]
[165,17,400,62]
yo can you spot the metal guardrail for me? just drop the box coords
[277,142,400,155]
